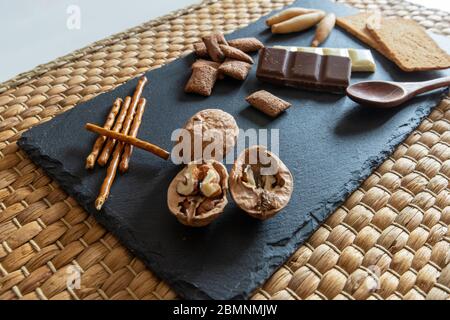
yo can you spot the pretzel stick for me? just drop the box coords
[95,97,139,211]
[129,77,147,113]
[97,77,148,166]
[123,76,148,167]
[119,98,146,173]
[95,143,125,211]
[131,77,148,106]
[97,96,132,166]
[85,98,123,169]
[85,123,170,160]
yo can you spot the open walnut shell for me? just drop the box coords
[176,109,239,162]
[167,160,229,227]
[229,146,293,220]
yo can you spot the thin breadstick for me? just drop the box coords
[85,123,170,160]
[97,96,131,166]
[119,98,147,173]
[97,76,147,166]
[271,11,326,34]
[266,7,322,26]
[85,98,122,169]
[117,92,142,144]
[126,77,147,126]
[95,146,120,210]
[131,77,148,107]
[311,13,336,47]
[95,96,139,211]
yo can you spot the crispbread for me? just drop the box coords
[367,18,450,71]
[336,12,382,51]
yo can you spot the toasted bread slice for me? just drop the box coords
[367,17,450,71]
[336,12,383,51]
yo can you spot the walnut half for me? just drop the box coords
[229,146,294,220]
[167,160,229,227]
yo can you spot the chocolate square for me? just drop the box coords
[257,48,289,78]
[257,49,351,93]
[291,52,321,82]
[321,55,352,86]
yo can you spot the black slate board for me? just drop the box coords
[19,0,450,300]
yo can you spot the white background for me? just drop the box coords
[0,0,448,82]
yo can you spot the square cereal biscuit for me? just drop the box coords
[246,90,291,118]
[219,59,252,80]
[185,65,219,96]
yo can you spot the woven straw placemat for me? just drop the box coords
[0,0,448,300]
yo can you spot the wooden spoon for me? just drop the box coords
[346,77,450,108]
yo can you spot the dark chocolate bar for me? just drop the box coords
[256,47,352,93]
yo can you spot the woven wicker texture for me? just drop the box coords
[0,0,448,300]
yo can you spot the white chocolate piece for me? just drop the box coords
[273,46,296,52]
[348,49,376,72]
[273,46,376,72]
[298,47,323,55]
[322,48,349,58]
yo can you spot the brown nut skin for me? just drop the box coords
[167,160,229,227]
[229,146,293,220]
[177,109,239,162]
